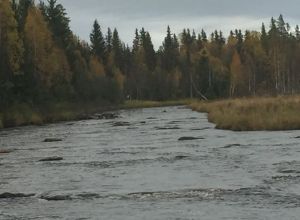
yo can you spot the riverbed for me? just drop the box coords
[0,106,300,220]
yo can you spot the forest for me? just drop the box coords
[1,0,300,127]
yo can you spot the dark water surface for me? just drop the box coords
[0,106,300,220]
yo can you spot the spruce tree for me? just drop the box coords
[90,19,105,61]
[261,23,268,51]
[144,32,156,71]
[132,28,140,54]
[105,27,112,54]
[295,25,300,41]
[201,29,207,42]
[162,26,174,71]
[42,0,71,47]
[112,28,123,70]
[277,14,287,37]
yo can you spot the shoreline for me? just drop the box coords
[0,100,192,130]
[190,96,300,131]
[3,96,300,132]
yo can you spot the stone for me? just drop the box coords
[0,192,35,199]
[97,112,119,120]
[43,138,62,143]
[39,157,63,162]
[178,137,204,141]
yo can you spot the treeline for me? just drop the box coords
[1,0,300,113]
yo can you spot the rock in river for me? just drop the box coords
[223,144,241,149]
[97,112,119,119]
[113,122,131,127]
[43,138,62,142]
[40,194,72,201]
[0,149,13,154]
[178,137,204,141]
[0,192,35,199]
[39,157,63,162]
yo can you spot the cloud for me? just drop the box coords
[56,0,300,49]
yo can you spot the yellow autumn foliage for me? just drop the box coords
[0,0,24,74]
[114,67,125,91]
[24,7,71,87]
[89,55,105,78]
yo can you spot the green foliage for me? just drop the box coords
[124,99,193,109]
[40,0,71,47]
[90,20,105,61]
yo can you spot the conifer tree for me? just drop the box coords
[105,27,113,54]
[112,28,123,71]
[41,0,71,47]
[90,20,105,61]
[201,29,207,42]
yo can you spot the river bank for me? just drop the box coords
[0,100,192,129]
[190,96,300,131]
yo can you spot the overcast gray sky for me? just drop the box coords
[57,0,300,49]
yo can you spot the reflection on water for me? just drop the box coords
[0,106,300,220]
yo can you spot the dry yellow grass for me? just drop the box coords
[190,96,300,131]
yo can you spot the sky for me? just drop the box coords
[57,0,300,49]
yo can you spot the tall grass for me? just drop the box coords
[1,104,43,127]
[124,99,193,109]
[190,96,300,131]
[0,99,193,129]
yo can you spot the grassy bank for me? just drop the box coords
[190,96,300,131]
[0,102,115,128]
[0,99,192,129]
[123,99,193,109]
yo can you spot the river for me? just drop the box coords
[0,106,300,220]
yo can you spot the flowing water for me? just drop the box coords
[0,106,300,220]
